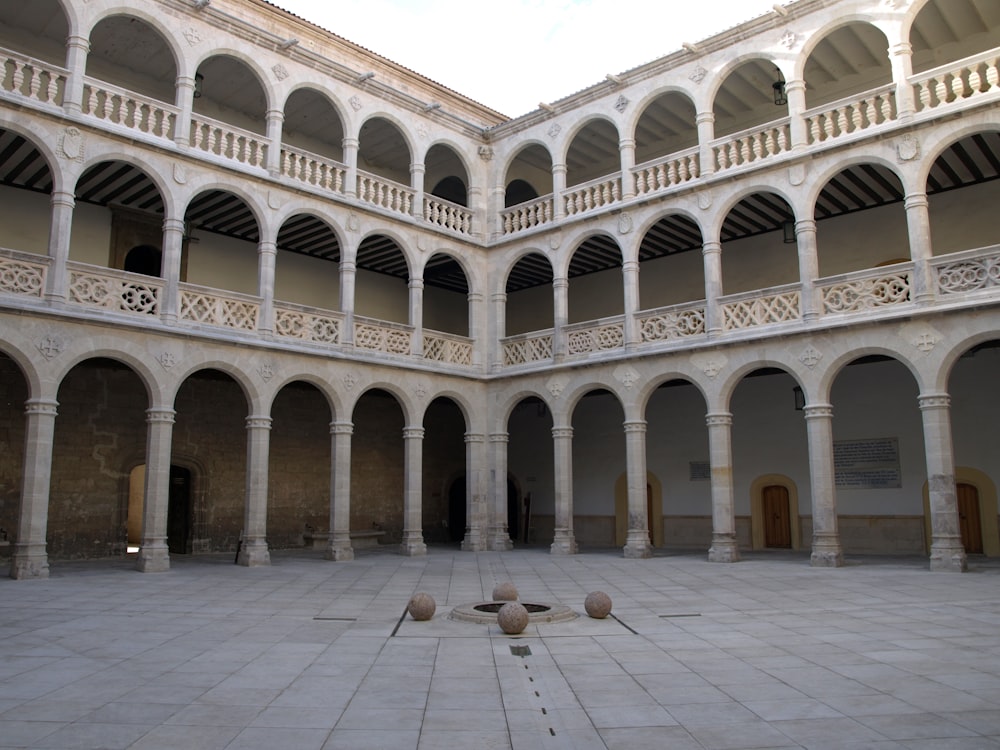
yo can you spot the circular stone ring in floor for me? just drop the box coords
[449,601,578,625]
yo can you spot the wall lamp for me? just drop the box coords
[782,220,796,244]
[773,67,787,106]
[793,385,805,411]
[193,72,204,98]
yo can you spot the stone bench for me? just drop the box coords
[303,530,386,549]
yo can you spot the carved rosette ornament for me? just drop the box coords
[478,145,494,161]
[691,352,725,379]
[184,28,202,46]
[342,372,358,390]
[349,95,363,112]
[546,375,568,399]
[257,362,275,382]
[901,322,941,353]
[689,66,707,84]
[547,123,561,139]
[37,335,64,360]
[799,345,822,369]
[780,30,799,49]
[614,95,629,113]
[157,351,178,370]
[272,63,289,81]
[614,365,640,389]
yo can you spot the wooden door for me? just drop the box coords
[762,485,791,548]
[957,483,983,554]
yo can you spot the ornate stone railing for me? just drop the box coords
[712,119,791,172]
[67,263,161,316]
[721,285,801,331]
[357,171,414,217]
[501,329,554,366]
[500,195,554,235]
[190,116,268,170]
[632,148,700,196]
[424,195,472,235]
[819,264,912,314]
[179,283,259,331]
[423,330,473,365]
[81,79,177,141]
[279,146,346,195]
[274,301,343,344]
[804,86,896,144]
[564,175,622,216]
[0,248,48,299]
[565,316,625,355]
[912,49,1000,114]
[637,302,706,343]
[353,316,412,354]
[932,244,1000,296]
[0,49,65,106]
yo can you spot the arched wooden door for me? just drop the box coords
[762,485,791,549]
[958,482,983,554]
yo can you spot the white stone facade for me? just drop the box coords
[1,0,998,578]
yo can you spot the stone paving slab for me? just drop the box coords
[2,548,1000,749]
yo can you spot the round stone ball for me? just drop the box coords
[497,601,529,635]
[492,582,519,601]
[584,591,612,619]
[407,592,436,621]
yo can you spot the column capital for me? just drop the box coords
[146,407,176,424]
[696,111,715,125]
[918,392,950,410]
[330,420,354,435]
[245,415,272,430]
[464,432,485,444]
[623,419,647,433]
[551,425,574,440]
[25,398,59,416]
[403,426,425,440]
[795,218,817,234]
[904,192,929,210]
[803,403,834,420]
[702,240,722,256]
[489,432,510,444]
[705,411,732,427]
[890,41,913,57]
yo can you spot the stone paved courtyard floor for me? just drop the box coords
[2,547,1000,749]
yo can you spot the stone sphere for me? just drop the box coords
[492,582,519,601]
[584,591,612,619]
[407,592,436,621]
[497,601,529,634]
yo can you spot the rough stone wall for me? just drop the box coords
[350,391,405,542]
[0,355,26,556]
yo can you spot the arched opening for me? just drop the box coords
[568,235,623,324]
[505,145,552,206]
[637,213,705,312]
[570,388,625,548]
[507,396,553,545]
[634,91,698,166]
[358,117,411,185]
[565,119,620,188]
[504,179,538,207]
[721,192,798,295]
[282,88,345,162]
[124,244,162,276]
[422,397,466,544]
[713,58,789,139]
[352,389,405,545]
[192,54,267,135]
[802,23,892,109]
[87,14,178,104]
[275,213,341,312]
[505,253,554,337]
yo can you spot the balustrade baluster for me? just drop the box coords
[935,77,949,104]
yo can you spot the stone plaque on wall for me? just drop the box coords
[834,437,901,489]
[689,461,710,481]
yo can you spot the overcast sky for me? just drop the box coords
[272,0,784,116]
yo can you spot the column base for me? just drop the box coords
[326,532,354,561]
[623,531,653,559]
[810,533,844,567]
[9,544,49,579]
[708,534,740,563]
[461,529,487,552]
[136,542,170,573]
[929,538,967,572]
[400,533,427,556]
[488,526,514,551]
[550,530,577,555]
[237,538,271,567]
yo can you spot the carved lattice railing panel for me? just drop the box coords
[637,303,707,342]
[820,268,911,313]
[563,176,622,216]
[356,172,414,217]
[712,120,791,172]
[423,330,473,365]
[912,50,1000,113]
[501,331,554,366]
[190,117,268,169]
[68,265,161,315]
[0,48,66,106]
[279,147,346,194]
[179,285,259,330]
[500,196,554,235]
[273,303,343,344]
[722,288,801,331]
[632,149,700,196]
[0,250,47,298]
[804,86,896,144]
[423,196,473,235]
[353,318,412,354]
[565,317,626,355]
[932,246,1000,295]
[82,79,177,140]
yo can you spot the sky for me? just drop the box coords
[271,0,784,117]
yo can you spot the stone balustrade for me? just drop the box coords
[632,148,700,196]
[423,330,473,365]
[0,50,65,106]
[501,330,554,366]
[424,195,473,235]
[68,264,162,316]
[274,302,343,345]
[721,285,801,331]
[279,147,347,195]
[501,196,554,235]
[82,78,177,141]
[357,171,414,217]
[804,86,896,144]
[820,264,912,314]
[190,117,268,170]
[179,283,260,331]
[563,175,622,216]
[913,49,1000,114]
[353,316,413,354]
[637,302,706,343]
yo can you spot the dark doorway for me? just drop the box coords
[167,465,192,554]
[124,244,162,276]
[448,476,466,543]
[507,478,519,541]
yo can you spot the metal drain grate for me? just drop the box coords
[509,644,532,656]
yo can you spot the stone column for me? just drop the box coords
[550,425,578,554]
[622,259,640,350]
[411,161,425,219]
[803,403,843,567]
[623,419,652,558]
[488,432,513,550]
[702,240,723,337]
[619,138,636,199]
[409,276,424,356]
[490,292,506,371]
[160,217,184,324]
[9,398,58,579]
[785,79,808,150]
[468,291,485,367]
[796,219,821,322]
[62,34,89,115]
[136,407,175,573]
[462,432,487,551]
[237,415,272,566]
[340,258,356,346]
[552,162,567,221]
[919,393,967,572]
[265,109,284,176]
[173,75,196,148]
[257,239,276,335]
[696,111,716,176]
[401,425,427,556]
[45,190,75,304]
[904,192,934,304]
[706,411,740,562]
[343,137,359,199]
[552,276,569,361]
[327,420,354,561]
[890,42,916,122]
